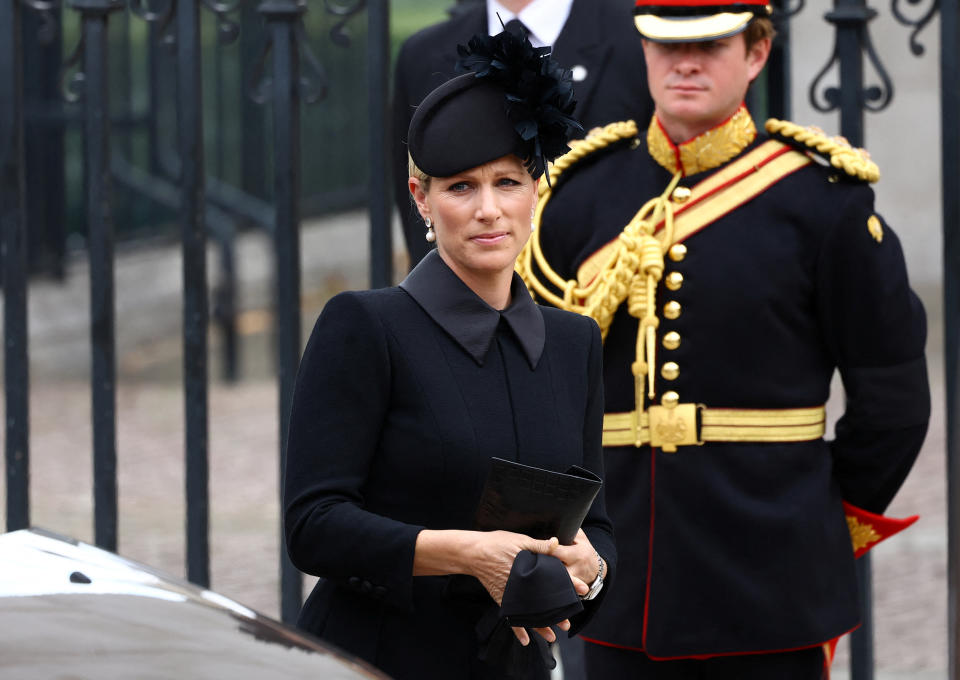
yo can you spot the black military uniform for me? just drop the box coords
[522,105,930,671]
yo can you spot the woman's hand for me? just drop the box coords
[466,530,559,605]
[465,531,570,647]
[511,619,569,647]
[549,529,604,598]
[512,531,605,644]
[412,529,583,646]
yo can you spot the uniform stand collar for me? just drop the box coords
[647,105,757,177]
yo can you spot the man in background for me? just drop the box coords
[392,0,653,268]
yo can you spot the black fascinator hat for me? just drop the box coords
[407,27,582,181]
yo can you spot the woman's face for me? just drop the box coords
[410,154,537,290]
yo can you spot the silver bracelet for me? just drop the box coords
[582,551,605,601]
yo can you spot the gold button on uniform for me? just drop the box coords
[663,301,682,319]
[662,331,681,350]
[661,362,680,381]
[671,186,692,204]
[665,272,684,291]
[668,243,687,262]
[661,391,680,408]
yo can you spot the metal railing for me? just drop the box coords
[2,3,955,677]
[2,0,387,625]
[941,2,960,678]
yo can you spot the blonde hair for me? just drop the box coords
[408,153,431,192]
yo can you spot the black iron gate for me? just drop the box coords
[1,0,392,627]
[2,1,956,677]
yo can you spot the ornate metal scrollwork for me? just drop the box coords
[860,25,895,112]
[128,0,176,45]
[247,26,330,105]
[773,0,806,19]
[59,26,86,102]
[201,0,241,45]
[57,0,126,103]
[246,37,272,105]
[20,0,61,44]
[295,22,329,104]
[249,1,339,106]
[324,0,366,48]
[891,0,939,56]
[808,4,894,115]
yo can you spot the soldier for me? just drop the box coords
[519,0,931,677]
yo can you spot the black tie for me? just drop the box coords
[503,18,529,40]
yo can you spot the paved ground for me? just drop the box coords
[0,209,949,677]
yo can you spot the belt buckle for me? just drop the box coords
[648,403,701,453]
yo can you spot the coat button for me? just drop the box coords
[361,580,374,594]
[348,577,361,589]
[665,272,684,291]
[668,244,687,262]
[661,362,680,381]
[662,331,681,350]
[661,391,680,408]
[671,186,692,204]
[663,301,682,320]
[373,586,388,599]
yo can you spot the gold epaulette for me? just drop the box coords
[541,120,640,191]
[517,120,640,316]
[764,118,880,183]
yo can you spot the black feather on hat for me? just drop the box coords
[407,27,582,182]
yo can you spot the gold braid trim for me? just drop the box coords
[516,120,640,322]
[540,120,641,190]
[765,118,880,183]
[516,119,680,402]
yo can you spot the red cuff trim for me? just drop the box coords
[843,501,918,559]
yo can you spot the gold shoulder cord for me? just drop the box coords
[516,119,683,412]
[764,119,880,183]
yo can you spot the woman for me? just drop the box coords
[283,28,614,680]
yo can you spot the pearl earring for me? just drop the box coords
[425,217,436,243]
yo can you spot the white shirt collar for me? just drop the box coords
[487,0,575,48]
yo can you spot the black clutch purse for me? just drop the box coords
[474,457,602,546]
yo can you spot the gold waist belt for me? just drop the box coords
[602,404,827,451]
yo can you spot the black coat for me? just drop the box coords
[391,0,653,267]
[284,252,616,679]
[537,126,930,658]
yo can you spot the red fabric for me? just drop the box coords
[581,632,858,661]
[641,447,658,644]
[843,501,919,559]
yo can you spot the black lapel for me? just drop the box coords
[551,0,610,115]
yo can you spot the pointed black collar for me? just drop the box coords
[400,250,545,368]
